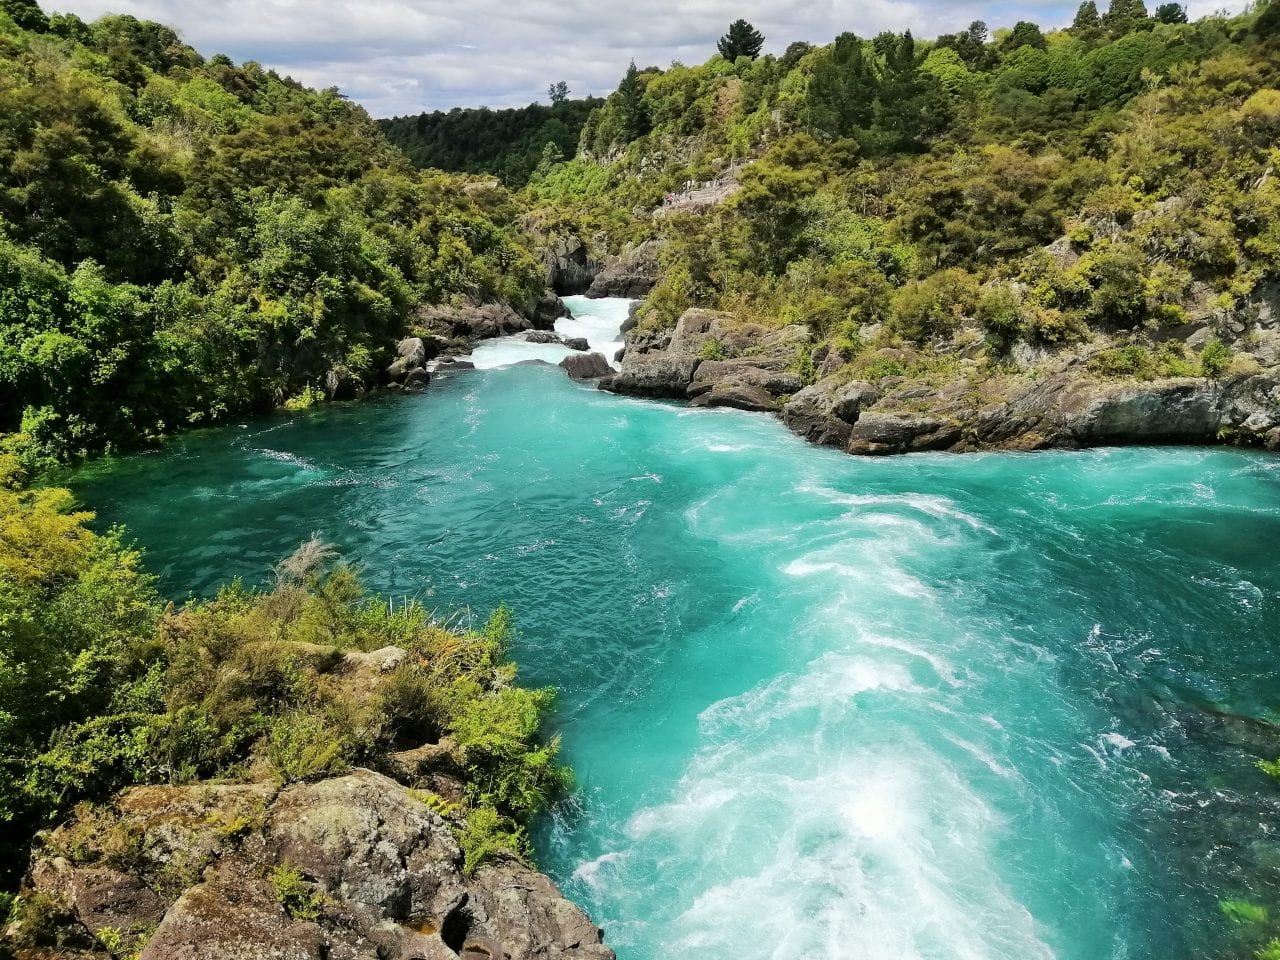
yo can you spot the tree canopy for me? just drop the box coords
[718,19,766,61]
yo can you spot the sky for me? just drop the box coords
[49,0,1249,118]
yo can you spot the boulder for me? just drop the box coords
[560,352,613,380]
[403,368,430,393]
[417,301,532,341]
[847,413,963,454]
[397,337,427,369]
[539,234,601,295]
[687,360,803,398]
[781,382,854,448]
[562,337,590,352]
[598,354,701,399]
[532,293,570,329]
[432,357,476,372]
[689,382,780,412]
[526,331,562,344]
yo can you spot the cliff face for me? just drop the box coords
[599,307,1280,456]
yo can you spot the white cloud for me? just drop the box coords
[47,0,1250,116]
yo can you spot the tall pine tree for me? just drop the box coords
[718,19,765,61]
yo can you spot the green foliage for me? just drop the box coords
[379,97,603,186]
[1200,338,1231,378]
[269,865,326,921]
[699,339,727,361]
[457,805,526,877]
[1223,900,1271,925]
[1,467,568,897]
[1088,341,1199,379]
[0,12,545,467]
[718,19,766,61]
[889,270,980,341]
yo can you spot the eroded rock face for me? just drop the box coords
[417,301,535,342]
[585,240,662,299]
[14,770,613,960]
[540,235,601,296]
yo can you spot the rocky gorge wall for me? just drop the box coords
[595,307,1280,456]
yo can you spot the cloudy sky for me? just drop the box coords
[50,0,1246,117]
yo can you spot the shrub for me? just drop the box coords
[265,711,348,783]
[888,269,980,342]
[1200,338,1231,378]
[698,339,727,361]
[269,865,326,921]
[457,805,526,877]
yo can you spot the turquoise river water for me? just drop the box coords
[70,298,1280,960]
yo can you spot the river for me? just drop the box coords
[69,296,1280,960]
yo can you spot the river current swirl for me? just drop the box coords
[71,297,1280,960]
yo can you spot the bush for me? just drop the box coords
[270,865,326,921]
[889,269,980,342]
[1200,338,1231,378]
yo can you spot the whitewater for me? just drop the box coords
[70,297,1280,959]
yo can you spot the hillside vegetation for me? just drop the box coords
[0,0,544,471]
[529,2,1280,394]
[380,97,604,187]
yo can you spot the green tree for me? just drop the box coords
[1153,2,1188,22]
[547,81,570,104]
[1103,0,1150,35]
[617,60,650,141]
[1003,21,1048,51]
[0,0,47,31]
[718,19,766,61]
[1072,1,1103,34]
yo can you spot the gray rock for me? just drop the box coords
[540,234,601,295]
[21,770,614,960]
[397,337,427,368]
[687,360,803,398]
[532,293,570,329]
[781,382,854,448]
[325,364,362,401]
[598,354,701,399]
[562,337,590,352]
[689,382,780,412]
[586,240,662,299]
[560,352,613,380]
[847,413,963,454]
[403,368,430,393]
[526,331,562,344]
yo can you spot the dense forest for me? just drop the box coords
[0,0,545,473]
[528,0,1279,393]
[380,96,603,186]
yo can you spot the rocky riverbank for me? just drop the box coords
[598,306,1280,455]
[2,639,614,960]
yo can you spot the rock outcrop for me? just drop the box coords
[600,308,811,411]
[600,306,1280,455]
[560,353,613,380]
[585,240,662,299]
[416,301,542,342]
[386,337,431,394]
[10,770,613,960]
[776,365,1280,455]
[539,235,601,295]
